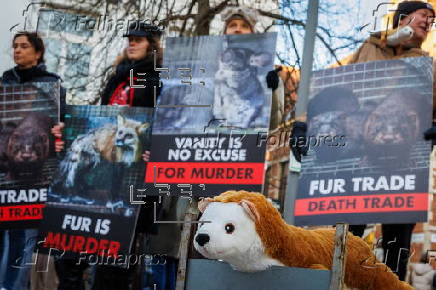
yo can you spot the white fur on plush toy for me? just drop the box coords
[194,202,284,272]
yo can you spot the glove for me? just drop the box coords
[424,125,436,141]
[290,121,308,163]
[266,66,282,91]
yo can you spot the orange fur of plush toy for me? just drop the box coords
[203,190,412,290]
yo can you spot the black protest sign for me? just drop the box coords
[38,105,153,261]
[0,83,60,228]
[295,57,433,226]
[145,33,277,198]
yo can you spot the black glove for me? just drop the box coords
[424,125,436,141]
[432,270,436,288]
[266,66,282,91]
[290,121,308,163]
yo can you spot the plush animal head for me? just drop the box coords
[194,191,286,272]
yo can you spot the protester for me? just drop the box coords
[100,24,162,107]
[53,22,162,290]
[343,0,435,281]
[0,31,65,290]
[221,6,285,129]
[144,8,286,289]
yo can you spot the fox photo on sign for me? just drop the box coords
[144,33,277,198]
[295,57,433,226]
[38,105,154,260]
[0,83,60,229]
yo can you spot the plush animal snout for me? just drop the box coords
[195,233,210,246]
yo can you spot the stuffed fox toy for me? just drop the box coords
[194,190,412,290]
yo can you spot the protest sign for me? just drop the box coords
[142,33,277,197]
[295,57,433,226]
[0,83,60,228]
[38,105,153,260]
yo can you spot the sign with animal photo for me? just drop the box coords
[38,105,153,260]
[294,57,433,226]
[143,33,277,198]
[0,82,60,229]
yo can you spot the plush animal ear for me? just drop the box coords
[239,200,260,221]
[198,197,213,213]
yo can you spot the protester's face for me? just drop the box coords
[13,36,41,69]
[127,36,149,61]
[225,19,253,35]
[400,8,434,44]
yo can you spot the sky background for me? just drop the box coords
[0,0,390,74]
[0,0,29,73]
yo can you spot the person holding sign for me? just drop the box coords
[100,23,162,108]
[0,31,66,290]
[221,6,285,129]
[338,1,435,281]
[54,23,163,290]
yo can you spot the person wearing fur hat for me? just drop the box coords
[340,0,435,282]
[222,6,258,34]
[221,6,285,130]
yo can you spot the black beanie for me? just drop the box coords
[393,1,435,28]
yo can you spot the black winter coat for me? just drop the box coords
[1,63,67,120]
[100,57,161,107]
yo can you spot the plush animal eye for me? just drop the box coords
[225,223,235,234]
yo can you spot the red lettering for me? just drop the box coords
[73,236,86,252]
[108,241,120,257]
[44,232,60,248]
[85,237,99,254]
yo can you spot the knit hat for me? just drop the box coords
[393,1,435,28]
[221,7,258,33]
[123,22,163,38]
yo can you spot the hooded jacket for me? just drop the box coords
[345,34,436,114]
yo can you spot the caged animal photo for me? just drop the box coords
[362,89,430,166]
[214,47,272,128]
[307,87,360,163]
[307,85,430,167]
[0,112,55,181]
[52,115,149,203]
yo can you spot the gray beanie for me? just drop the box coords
[221,7,258,33]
